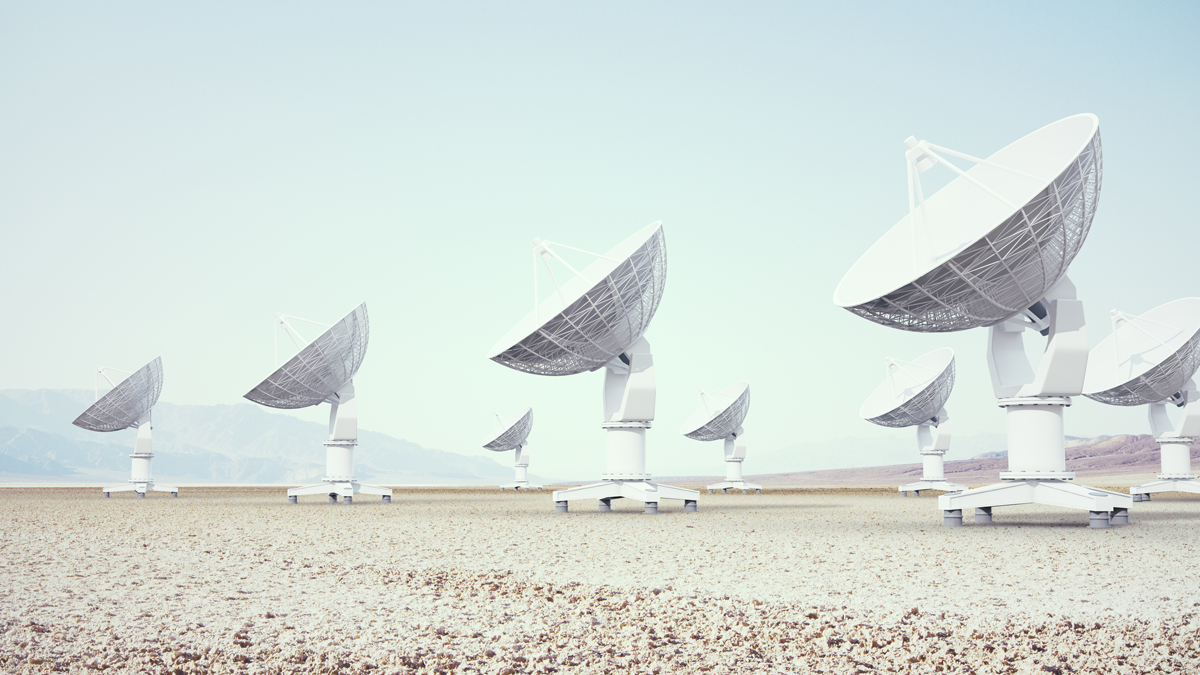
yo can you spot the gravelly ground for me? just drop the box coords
[1,486,1198,674]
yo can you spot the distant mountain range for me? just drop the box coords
[0,389,517,485]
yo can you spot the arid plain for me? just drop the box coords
[2,486,1198,674]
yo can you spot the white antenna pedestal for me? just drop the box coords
[900,411,965,496]
[707,434,761,494]
[1132,387,1200,501]
[285,382,392,505]
[102,417,178,498]
[937,282,1132,527]
[500,445,542,491]
[552,339,698,514]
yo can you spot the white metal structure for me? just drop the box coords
[489,221,698,514]
[835,113,1131,528]
[483,407,542,491]
[680,381,759,494]
[72,357,177,498]
[1084,298,1200,502]
[861,348,966,496]
[244,302,391,505]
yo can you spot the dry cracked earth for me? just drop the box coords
[1,486,1198,674]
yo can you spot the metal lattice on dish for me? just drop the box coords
[835,115,1103,333]
[489,224,666,377]
[244,303,369,409]
[682,384,750,442]
[72,357,163,432]
[483,407,533,452]
[864,345,955,425]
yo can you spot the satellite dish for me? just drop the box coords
[860,348,965,496]
[1083,298,1200,501]
[482,407,542,492]
[679,381,760,495]
[71,357,178,499]
[244,302,391,505]
[834,113,1131,528]
[489,221,698,514]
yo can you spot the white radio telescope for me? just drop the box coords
[488,221,699,514]
[244,302,391,505]
[73,357,177,499]
[834,113,1131,528]
[483,406,542,491]
[1084,298,1200,503]
[861,347,967,497]
[680,381,759,494]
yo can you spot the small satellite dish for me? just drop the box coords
[489,221,698,514]
[860,348,965,496]
[72,357,178,499]
[244,302,391,505]
[833,113,1130,527]
[679,381,760,494]
[1083,298,1200,501]
[483,407,542,492]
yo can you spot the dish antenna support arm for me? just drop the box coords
[101,410,179,499]
[551,337,699,513]
[285,381,393,504]
[940,275,1131,524]
[1133,380,1200,498]
[899,408,967,496]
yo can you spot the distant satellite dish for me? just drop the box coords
[1083,298,1200,501]
[489,221,698,514]
[834,114,1131,527]
[679,381,760,494]
[860,348,965,496]
[71,357,177,499]
[244,302,391,505]
[483,407,542,492]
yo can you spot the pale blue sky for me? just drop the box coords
[2,2,1197,478]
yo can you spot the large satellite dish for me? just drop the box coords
[860,348,965,497]
[1083,298,1200,501]
[482,407,542,492]
[244,302,391,505]
[834,113,1131,528]
[71,357,177,499]
[679,381,760,494]
[488,221,697,514]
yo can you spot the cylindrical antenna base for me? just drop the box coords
[997,397,1075,479]
[323,443,356,482]
[921,453,945,481]
[1157,438,1196,479]
[725,459,744,482]
[600,422,650,480]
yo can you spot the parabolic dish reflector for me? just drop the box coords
[482,406,533,452]
[834,114,1102,333]
[72,357,163,432]
[861,347,955,428]
[680,381,750,442]
[244,302,369,410]
[1083,298,1200,407]
[488,221,667,376]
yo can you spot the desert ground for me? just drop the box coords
[1,486,1198,674]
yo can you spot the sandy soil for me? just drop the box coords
[1,486,1198,674]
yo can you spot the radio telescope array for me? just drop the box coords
[488,221,698,514]
[73,357,177,499]
[1084,298,1200,503]
[483,407,542,491]
[834,113,1132,527]
[861,348,966,497]
[244,302,391,505]
[680,381,760,494]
